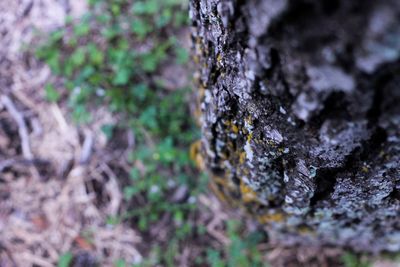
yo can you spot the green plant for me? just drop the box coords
[36,0,269,266]
[36,0,207,265]
[36,0,191,124]
[58,252,73,267]
[207,220,267,267]
[342,252,371,267]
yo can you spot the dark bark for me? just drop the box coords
[190,0,400,252]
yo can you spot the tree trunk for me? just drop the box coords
[190,0,400,252]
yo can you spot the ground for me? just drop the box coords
[0,1,256,266]
[0,0,398,267]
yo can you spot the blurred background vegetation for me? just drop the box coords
[35,0,267,266]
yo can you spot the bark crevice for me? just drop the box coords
[191,0,400,252]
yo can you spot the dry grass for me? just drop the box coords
[0,2,238,266]
[0,1,142,266]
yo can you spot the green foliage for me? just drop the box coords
[114,259,127,267]
[36,0,270,266]
[342,252,371,267]
[36,0,189,123]
[44,83,60,102]
[58,252,73,267]
[206,220,266,267]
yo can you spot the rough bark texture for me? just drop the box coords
[190,0,400,252]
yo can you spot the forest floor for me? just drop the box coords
[0,1,260,266]
[0,0,397,267]
[0,1,143,266]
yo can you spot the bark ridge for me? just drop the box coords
[191,0,400,252]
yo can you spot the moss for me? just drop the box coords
[190,140,205,170]
[231,124,239,134]
[240,181,258,203]
[257,213,285,224]
[217,53,223,63]
[239,151,246,164]
[298,226,315,235]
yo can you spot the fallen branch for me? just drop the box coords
[1,95,33,159]
[79,130,94,164]
[0,157,50,172]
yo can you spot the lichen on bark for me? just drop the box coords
[190,0,400,252]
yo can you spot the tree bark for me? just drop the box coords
[190,0,400,252]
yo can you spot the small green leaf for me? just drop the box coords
[175,46,189,64]
[342,252,371,267]
[138,216,148,231]
[88,44,104,65]
[70,47,86,67]
[102,25,121,39]
[72,104,91,123]
[58,252,73,267]
[113,68,131,85]
[131,83,148,101]
[101,124,114,140]
[131,19,152,39]
[50,30,65,42]
[157,137,175,163]
[111,3,121,15]
[132,1,158,15]
[174,10,189,27]
[173,210,183,224]
[141,53,158,72]
[139,106,158,130]
[45,83,60,102]
[130,168,141,180]
[73,22,90,37]
[47,51,61,74]
[156,9,172,28]
[114,259,126,267]
[96,14,111,23]
[124,186,139,199]
[207,249,224,267]
[106,215,121,226]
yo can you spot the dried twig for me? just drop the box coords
[20,252,53,267]
[0,157,50,172]
[0,158,18,172]
[101,163,122,216]
[0,95,33,159]
[80,131,94,164]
